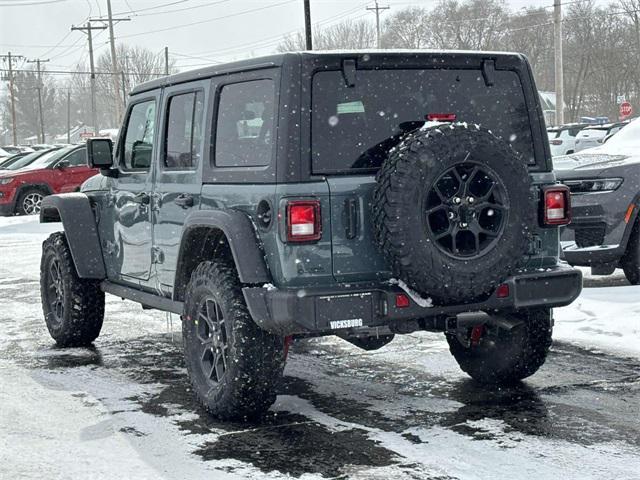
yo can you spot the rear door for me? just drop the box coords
[152,81,207,293]
[311,66,540,281]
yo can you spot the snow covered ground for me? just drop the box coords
[1,216,639,480]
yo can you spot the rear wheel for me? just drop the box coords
[621,220,640,285]
[182,259,285,420]
[446,309,552,384]
[40,232,105,347]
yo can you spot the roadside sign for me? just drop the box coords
[620,101,632,119]
[79,132,96,139]
[616,95,626,105]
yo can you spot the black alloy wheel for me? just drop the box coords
[196,297,229,385]
[425,162,508,259]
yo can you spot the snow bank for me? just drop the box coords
[554,285,640,360]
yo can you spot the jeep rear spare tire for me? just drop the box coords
[373,124,535,304]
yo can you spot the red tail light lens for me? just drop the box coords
[395,293,410,308]
[543,185,571,226]
[426,113,456,122]
[550,139,563,145]
[287,200,322,242]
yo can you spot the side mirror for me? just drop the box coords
[55,159,70,169]
[87,138,114,169]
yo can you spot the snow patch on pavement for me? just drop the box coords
[555,285,640,360]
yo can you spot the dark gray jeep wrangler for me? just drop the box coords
[39,51,582,419]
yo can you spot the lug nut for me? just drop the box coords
[448,211,456,219]
[453,197,461,204]
[468,197,475,203]
[460,222,468,228]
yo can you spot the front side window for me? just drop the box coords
[164,91,205,169]
[122,100,156,170]
[215,79,275,168]
[64,148,86,167]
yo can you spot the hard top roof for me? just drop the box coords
[130,49,527,96]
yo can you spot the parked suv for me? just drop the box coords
[0,145,96,215]
[38,52,581,420]
[574,122,627,152]
[555,118,640,284]
[547,123,590,157]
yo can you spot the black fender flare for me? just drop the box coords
[174,210,270,301]
[40,193,106,279]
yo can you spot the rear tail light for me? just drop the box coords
[542,185,571,226]
[395,293,410,308]
[426,113,456,122]
[286,200,322,242]
[550,139,563,145]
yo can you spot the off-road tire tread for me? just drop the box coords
[373,123,534,303]
[182,259,285,420]
[40,232,104,347]
[446,309,552,384]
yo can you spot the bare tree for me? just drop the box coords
[278,19,376,51]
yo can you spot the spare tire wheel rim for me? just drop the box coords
[424,161,509,259]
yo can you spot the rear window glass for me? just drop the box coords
[312,69,536,174]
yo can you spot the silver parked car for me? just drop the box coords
[555,118,640,284]
[573,122,627,152]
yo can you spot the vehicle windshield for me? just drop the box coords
[312,68,536,173]
[1,150,53,170]
[20,147,74,170]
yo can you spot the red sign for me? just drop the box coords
[620,101,632,119]
[79,132,96,139]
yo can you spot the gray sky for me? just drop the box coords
[0,0,573,84]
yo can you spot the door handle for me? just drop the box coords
[132,192,150,205]
[174,193,194,208]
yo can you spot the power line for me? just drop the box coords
[118,0,297,39]
[0,0,70,6]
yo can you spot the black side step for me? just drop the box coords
[101,281,184,315]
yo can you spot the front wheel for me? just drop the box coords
[17,188,46,215]
[446,309,552,384]
[40,232,105,347]
[182,259,285,420]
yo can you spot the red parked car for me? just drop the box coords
[0,145,98,216]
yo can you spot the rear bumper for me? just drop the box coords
[243,265,583,336]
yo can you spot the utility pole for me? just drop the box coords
[553,0,564,125]
[1,52,24,145]
[26,58,49,143]
[303,0,312,50]
[164,46,169,76]
[367,1,389,49]
[66,89,71,144]
[102,0,130,123]
[71,22,106,134]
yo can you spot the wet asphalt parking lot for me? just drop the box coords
[1,220,639,479]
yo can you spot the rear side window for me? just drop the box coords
[122,100,156,171]
[215,79,275,168]
[164,91,205,169]
[312,69,536,173]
